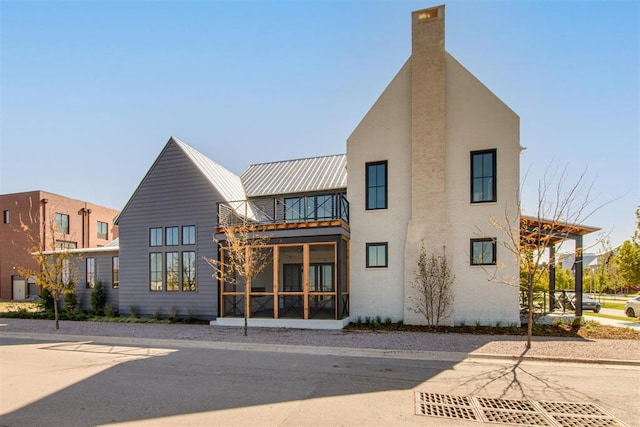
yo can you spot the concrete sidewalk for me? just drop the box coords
[1,318,638,366]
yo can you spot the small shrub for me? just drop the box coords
[129,305,138,318]
[495,320,502,328]
[364,316,371,325]
[40,287,55,311]
[90,282,107,315]
[151,308,161,320]
[186,308,196,323]
[356,316,363,326]
[167,307,178,322]
[384,317,392,326]
[396,320,404,328]
[104,303,115,318]
[64,290,79,315]
[375,315,382,324]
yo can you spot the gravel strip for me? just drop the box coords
[1,318,638,363]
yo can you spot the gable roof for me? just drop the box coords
[116,137,249,224]
[241,154,347,198]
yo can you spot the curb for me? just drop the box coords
[2,331,638,367]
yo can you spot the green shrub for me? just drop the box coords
[151,308,161,320]
[167,307,178,322]
[186,308,196,323]
[396,320,404,328]
[104,303,115,318]
[40,287,55,311]
[384,317,392,326]
[64,290,79,315]
[356,316,362,326]
[129,305,138,318]
[90,282,107,315]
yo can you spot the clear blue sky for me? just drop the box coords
[1,0,638,250]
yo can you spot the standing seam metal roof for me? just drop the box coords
[241,154,347,197]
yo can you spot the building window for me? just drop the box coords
[97,221,108,240]
[470,238,496,265]
[166,252,179,291]
[55,240,77,250]
[366,161,387,210]
[150,228,163,246]
[55,213,70,234]
[112,257,119,289]
[86,257,96,288]
[182,225,196,245]
[166,226,179,246]
[471,149,496,203]
[366,242,388,268]
[150,253,163,291]
[3,210,9,224]
[62,259,70,284]
[284,197,305,222]
[182,251,196,291]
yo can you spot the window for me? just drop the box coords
[366,242,388,268]
[470,238,496,265]
[62,259,70,285]
[55,241,77,250]
[55,213,69,234]
[182,251,196,291]
[3,210,9,224]
[97,221,108,240]
[182,225,196,245]
[309,264,334,292]
[150,228,163,246]
[112,257,119,289]
[166,226,179,246]
[150,253,163,291]
[366,161,387,210]
[471,149,496,203]
[284,197,305,222]
[86,257,96,288]
[166,252,179,291]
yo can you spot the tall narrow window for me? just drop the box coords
[150,228,163,246]
[55,213,70,234]
[166,252,179,291]
[97,221,108,240]
[471,149,496,203]
[470,238,496,265]
[62,259,70,285]
[366,242,388,268]
[182,225,196,245]
[166,226,179,246]
[112,256,119,289]
[3,210,9,224]
[182,251,196,291]
[366,161,387,210]
[150,253,163,291]
[86,257,96,288]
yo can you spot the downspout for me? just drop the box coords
[41,198,48,251]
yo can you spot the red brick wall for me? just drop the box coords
[0,191,120,299]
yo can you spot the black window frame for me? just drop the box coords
[86,257,96,288]
[55,213,70,234]
[366,242,388,268]
[150,252,163,291]
[470,149,497,203]
[470,238,497,266]
[366,161,388,210]
[182,251,197,291]
[165,226,179,246]
[150,227,163,247]
[112,256,119,289]
[182,225,196,245]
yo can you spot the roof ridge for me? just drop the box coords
[245,153,346,169]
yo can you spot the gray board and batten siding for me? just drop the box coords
[74,249,119,313]
[116,138,225,319]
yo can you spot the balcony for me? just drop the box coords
[217,193,349,231]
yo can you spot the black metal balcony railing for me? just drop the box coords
[218,194,349,227]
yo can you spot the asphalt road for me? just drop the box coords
[1,335,638,427]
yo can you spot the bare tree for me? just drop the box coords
[490,165,605,348]
[18,210,79,330]
[208,216,270,336]
[409,243,455,326]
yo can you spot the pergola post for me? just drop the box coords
[549,244,556,312]
[574,235,583,317]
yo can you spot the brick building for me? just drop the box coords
[0,190,120,299]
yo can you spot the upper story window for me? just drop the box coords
[471,149,496,203]
[3,210,9,224]
[366,242,388,268]
[97,221,108,240]
[366,161,387,210]
[150,227,163,246]
[55,240,77,250]
[166,226,179,246]
[55,213,69,234]
[182,225,196,245]
[470,238,496,265]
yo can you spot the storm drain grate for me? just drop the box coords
[414,392,629,427]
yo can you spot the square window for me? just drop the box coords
[150,228,163,246]
[471,150,496,203]
[166,226,179,246]
[366,242,388,268]
[366,161,387,210]
[470,238,496,265]
[55,213,70,234]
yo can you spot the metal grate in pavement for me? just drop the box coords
[414,392,629,427]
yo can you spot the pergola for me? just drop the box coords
[520,215,600,316]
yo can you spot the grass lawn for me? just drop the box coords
[602,302,626,310]
[587,312,640,323]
